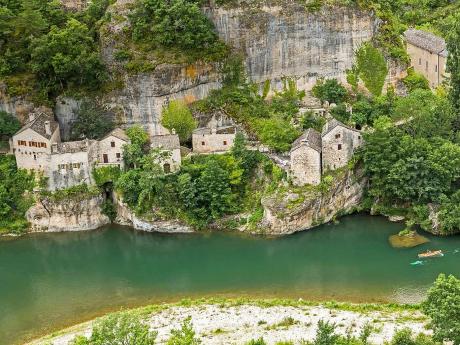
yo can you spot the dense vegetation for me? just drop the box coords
[0,155,34,233]
[114,127,277,228]
[64,274,460,345]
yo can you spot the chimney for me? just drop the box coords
[29,113,36,122]
[44,121,51,136]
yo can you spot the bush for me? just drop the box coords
[245,338,267,345]
[161,100,197,143]
[166,317,201,345]
[70,100,114,140]
[312,79,348,104]
[101,199,117,222]
[402,68,430,92]
[314,320,339,345]
[355,43,388,96]
[0,110,21,138]
[71,311,157,345]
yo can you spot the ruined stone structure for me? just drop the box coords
[151,132,181,173]
[404,29,447,89]
[12,113,129,190]
[192,116,237,154]
[290,119,362,186]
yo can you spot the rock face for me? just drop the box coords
[208,5,377,90]
[261,167,367,235]
[115,194,193,233]
[26,195,110,232]
[47,3,377,136]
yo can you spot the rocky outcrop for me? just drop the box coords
[115,194,193,233]
[26,195,110,232]
[260,167,367,235]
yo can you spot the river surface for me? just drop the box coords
[1,214,460,345]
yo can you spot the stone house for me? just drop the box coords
[404,29,447,88]
[290,129,322,186]
[151,133,181,173]
[192,116,237,154]
[49,139,97,190]
[289,119,362,186]
[12,112,129,191]
[321,119,362,172]
[96,128,129,169]
[12,110,60,174]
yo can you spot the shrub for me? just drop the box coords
[245,338,267,345]
[355,43,388,96]
[402,67,430,92]
[0,110,21,138]
[70,100,114,140]
[101,199,117,222]
[390,328,416,345]
[167,317,201,345]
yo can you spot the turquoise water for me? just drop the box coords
[0,214,459,344]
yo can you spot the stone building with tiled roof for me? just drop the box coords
[12,112,130,190]
[192,115,237,154]
[289,119,362,186]
[404,28,447,88]
[151,132,181,173]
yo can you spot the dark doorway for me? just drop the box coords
[163,163,171,173]
[103,154,108,163]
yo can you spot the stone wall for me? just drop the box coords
[290,146,321,185]
[322,126,362,171]
[192,132,236,153]
[260,166,367,235]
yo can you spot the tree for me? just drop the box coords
[0,110,21,138]
[312,79,348,104]
[447,12,460,110]
[123,125,150,169]
[255,117,300,152]
[161,100,196,143]
[422,274,460,344]
[167,317,201,345]
[30,18,106,95]
[71,311,157,345]
[402,67,430,92]
[130,0,220,51]
[70,101,114,140]
[355,43,388,96]
[390,328,416,345]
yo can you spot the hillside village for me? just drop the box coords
[6,28,447,193]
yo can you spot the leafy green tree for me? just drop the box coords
[130,0,221,52]
[312,79,348,104]
[30,18,106,95]
[437,191,460,234]
[255,117,300,152]
[390,328,416,345]
[167,317,200,345]
[446,12,460,110]
[72,311,157,345]
[355,43,388,96]
[123,125,150,168]
[0,110,21,138]
[161,100,196,143]
[0,155,35,234]
[423,274,460,345]
[70,101,114,140]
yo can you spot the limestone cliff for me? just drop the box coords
[26,195,110,232]
[260,166,367,235]
[51,2,378,138]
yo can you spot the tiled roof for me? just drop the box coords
[193,125,236,135]
[321,118,359,137]
[15,111,59,140]
[291,128,322,153]
[404,29,447,56]
[102,128,129,142]
[52,140,96,154]
[151,134,180,150]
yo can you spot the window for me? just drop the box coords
[111,141,115,147]
[426,61,428,71]
[435,65,438,72]
[358,135,361,140]
[116,153,121,159]
[419,58,421,65]
[335,133,340,139]
[338,144,342,150]
[33,154,36,160]
[73,163,81,169]
[103,154,109,163]
[163,163,171,173]
[18,140,27,146]
[201,141,205,146]
[223,141,227,145]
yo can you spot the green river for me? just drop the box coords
[1,214,460,345]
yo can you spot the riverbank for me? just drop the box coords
[29,298,429,345]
